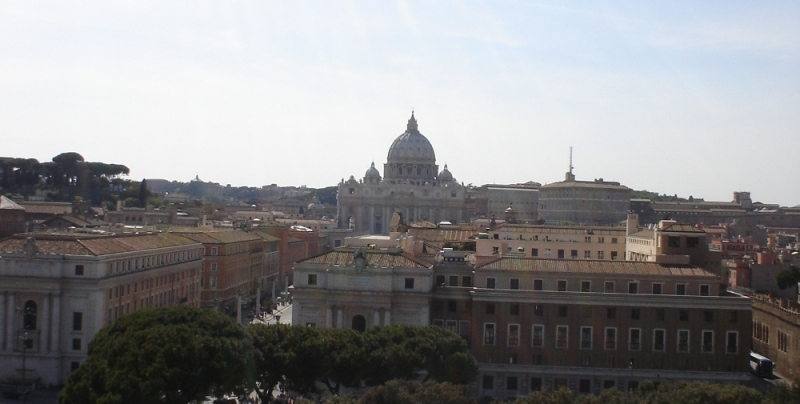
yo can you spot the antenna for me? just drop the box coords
[569,147,573,175]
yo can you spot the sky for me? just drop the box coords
[2,1,799,206]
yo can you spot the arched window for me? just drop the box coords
[351,315,366,333]
[23,300,37,330]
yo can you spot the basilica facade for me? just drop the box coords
[337,113,470,234]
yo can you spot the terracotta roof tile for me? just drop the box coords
[299,250,431,269]
[0,233,199,256]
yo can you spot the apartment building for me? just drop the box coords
[0,232,203,385]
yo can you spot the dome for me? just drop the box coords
[438,164,453,181]
[386,112,436,164]
[365,162,381,178]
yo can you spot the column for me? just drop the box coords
[370,206,375,235]
[6,292,15,352]
[51,294,61,353]
[41,294,50,352]
[420,304,429,326]
[384,309,391,326]
[336,307,344,329]
[0,291,5,351]
[373,309,380,327]
[326,306,333,328]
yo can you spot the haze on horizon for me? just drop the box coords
[1,2,798,206]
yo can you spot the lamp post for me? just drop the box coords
[628,359,634,392]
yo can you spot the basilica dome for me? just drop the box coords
[438,164,453,181]
[386,112,436,164]
[383,112,439,182]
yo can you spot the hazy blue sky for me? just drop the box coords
[2,1,798,206]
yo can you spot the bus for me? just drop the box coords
[750,351,773,377]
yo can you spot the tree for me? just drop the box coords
[363,325,478,386]
[59,306,253,404]
[776,265,800,290]
[139,179,149,206]
[359,380,476,404]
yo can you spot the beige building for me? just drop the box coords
[290,246,434,330]
[337,113,470,234]
[538,171,631,225]
[485,185,540,223]
[476,223,627,264]
[626,216,722,273]
[0,232,203,385]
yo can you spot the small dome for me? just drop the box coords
[438,164,453,180]
[365,162,381,178]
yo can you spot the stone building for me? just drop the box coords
[0,196,26,238]
[291,233,752,400]
[0,232,203,385]
[337,113,470,234]
[538,171,631,225]
[485,185,540,223]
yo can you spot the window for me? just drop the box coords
[604,281,615,293]
[631,308,641,320]
[507,376,518,390]
[597,251,605,259]
[581,281,591,292]
[678,330,690,352]
[729,311,738,323]
[447,300,457,313]
[676,283,687,295]
[449,276,458,287]
[584,250,591,259]
[446,320,457,333]
[75,265,84,276]
[726,331,738,354]
[510,304,520,316]
[404,278,414,289]
[486,278,496,289]
[533,279,543,290]
[492,246,499,254]
[510,278,519,290]
[210,247,218,255]
[704,311,714,323]
[557,280,567,291]
[508,324,520,346]
[686,237,699,248]
[484,323,496,345]
[482,375,494,390]
[72,312,83,331]
[532,325,544,347]
[605,327,617,350]
[485,303,495,315]
[571,249,578,259]
[603,380,615,390]
[680,310,689,321]
[702,330,714,353]
[579,379,591,393]
[655,309,665,321]
[210,262,218,271]
[585,236,592,243]
[308,274,318,285]
[557,249,565,259]
[629,328,641,351]
[611,237,618,244]
[581,327,593,349]
[72,338,81,351]
[628,282,639,294]
[652,283,662,295]
[598,237,605,243]
[556,326,568,348]
[668,236,680,247]
[531,377,542,392]
[778,330,790,353]
[531,248,538,257]
[462,276,472,287]
[558,306,568,317]
[23,300,37,330]
[653,329,665,351]
[700,284,710,296]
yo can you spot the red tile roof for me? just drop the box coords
[0,232,199,256]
